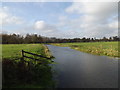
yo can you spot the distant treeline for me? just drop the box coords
[1,33,120,44]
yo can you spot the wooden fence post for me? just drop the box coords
[21,50,24,61]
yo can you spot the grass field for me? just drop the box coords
[2,44,50,59]
[51,41,119,58]
[2,44,55,88]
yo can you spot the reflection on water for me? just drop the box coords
[47,45,118,88]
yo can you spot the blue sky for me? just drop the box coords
[3,2,73,23]
[1,2,118,38]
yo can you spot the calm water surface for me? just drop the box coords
[47,45,118,88]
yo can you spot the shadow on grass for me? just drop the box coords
[2,58,56,88]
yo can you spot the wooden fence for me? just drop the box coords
[21,50,51,62]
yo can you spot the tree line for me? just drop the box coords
[1,33,119,44]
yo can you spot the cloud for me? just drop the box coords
[0,6,24,25]
[34,20,57,33]
[34,21,46,30]
[65,2,118,23]
[108,21,118,29]
[33,20,79,38]
[66,2,117,14]
[1,2,118,39]
[63,2,118,38]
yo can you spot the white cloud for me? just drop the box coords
[66,2,117,22]
[1,2,118,39]
[0,6,24,25]
[63,2,118,38]
[34,20,57,33]
[34,21,46,30]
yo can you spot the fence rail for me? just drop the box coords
[21,50,51,61]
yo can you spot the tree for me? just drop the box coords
[113,36,119,41]
[102,37,108,42]
[1,33,119,44]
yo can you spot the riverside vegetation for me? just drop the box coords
[2,44,55,88]
[51,42,119,58]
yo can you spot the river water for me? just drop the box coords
[47,45,118,88]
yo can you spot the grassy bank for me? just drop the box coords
[51,42,119,58]
[2,44,55,88]
[2,44,52,59]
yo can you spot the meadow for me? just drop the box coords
[2,44,51,59]
[51,41,119,58]
[2,44,55,88]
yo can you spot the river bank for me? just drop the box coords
[51,42,119,58]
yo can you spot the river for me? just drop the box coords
[47,45,118,88]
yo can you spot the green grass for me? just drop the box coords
[2,44,47,59]
[51,41,119,58]
[2,44,55,88]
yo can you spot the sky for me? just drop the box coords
[1,1,118,38]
